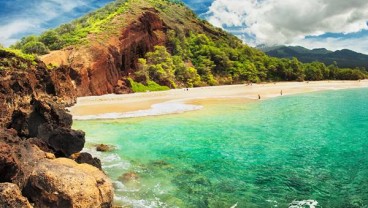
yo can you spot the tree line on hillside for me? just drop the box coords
[131,30,367,89]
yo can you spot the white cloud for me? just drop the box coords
[0,21,36,46]
[205,0,368,52]
[0,0,88,46]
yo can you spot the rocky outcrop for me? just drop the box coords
[7,97,85,157]
[0,50,114,207]
[0,183,32,208]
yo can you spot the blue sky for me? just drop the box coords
[0,0,368,54]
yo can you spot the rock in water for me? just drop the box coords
[0,183,32,208]
[96,144,115,152]
[119,172,139,182]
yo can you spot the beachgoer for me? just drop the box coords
[258,94,261,99]
[280,90,283,95]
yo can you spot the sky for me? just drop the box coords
[0,0,368,54]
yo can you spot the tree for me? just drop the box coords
[135,58,150,83]
[146,46,176,88]
[11,35,38,50]
[304,63,323,80]
[56,24,76,35]
[22,41,49,55]
[290,57,305,81]
[173,56,201,87]
[39,30,63,50]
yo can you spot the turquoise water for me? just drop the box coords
[74,88,368,208]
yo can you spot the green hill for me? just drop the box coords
[261,45,368,69]
[9,0,367,95]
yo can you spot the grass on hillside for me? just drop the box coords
[1,48,36,63]
[128,78,170,92]
[0,48,37,70]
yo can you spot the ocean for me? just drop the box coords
[73,88,368,208]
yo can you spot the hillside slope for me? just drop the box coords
[37,0,241,96]
[261,45,368,69]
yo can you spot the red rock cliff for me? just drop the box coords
[42,9,167,96]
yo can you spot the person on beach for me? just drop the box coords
[280,90,283,96]
[258,94,261,99]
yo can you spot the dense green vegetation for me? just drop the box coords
[133,31,367,88]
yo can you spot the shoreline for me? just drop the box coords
[69,80,368,120]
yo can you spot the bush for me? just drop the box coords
[22,41,49,55]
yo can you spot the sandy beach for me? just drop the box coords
[69,80,368,120]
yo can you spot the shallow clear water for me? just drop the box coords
[74,88,368,208]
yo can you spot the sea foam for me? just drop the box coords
[73,101,203,120]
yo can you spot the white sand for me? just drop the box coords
[69,80,368,119]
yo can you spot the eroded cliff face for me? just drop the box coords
[42,9,167,96]
[0,50,114,207]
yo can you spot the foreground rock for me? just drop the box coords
[0,129,113,208]
[24,158,113,208]
[0,183,32,208]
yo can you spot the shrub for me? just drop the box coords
[22,41,49,55]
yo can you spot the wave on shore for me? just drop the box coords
[73,101,203,120]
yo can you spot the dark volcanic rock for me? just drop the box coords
[75,152,102,170]
[7,98,85,157]
[0,183,32,208]
[48,127,85,157]
[0,142,19,182]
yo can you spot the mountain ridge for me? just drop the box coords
[259,45,368,69]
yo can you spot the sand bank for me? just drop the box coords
[69,80,368,120]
